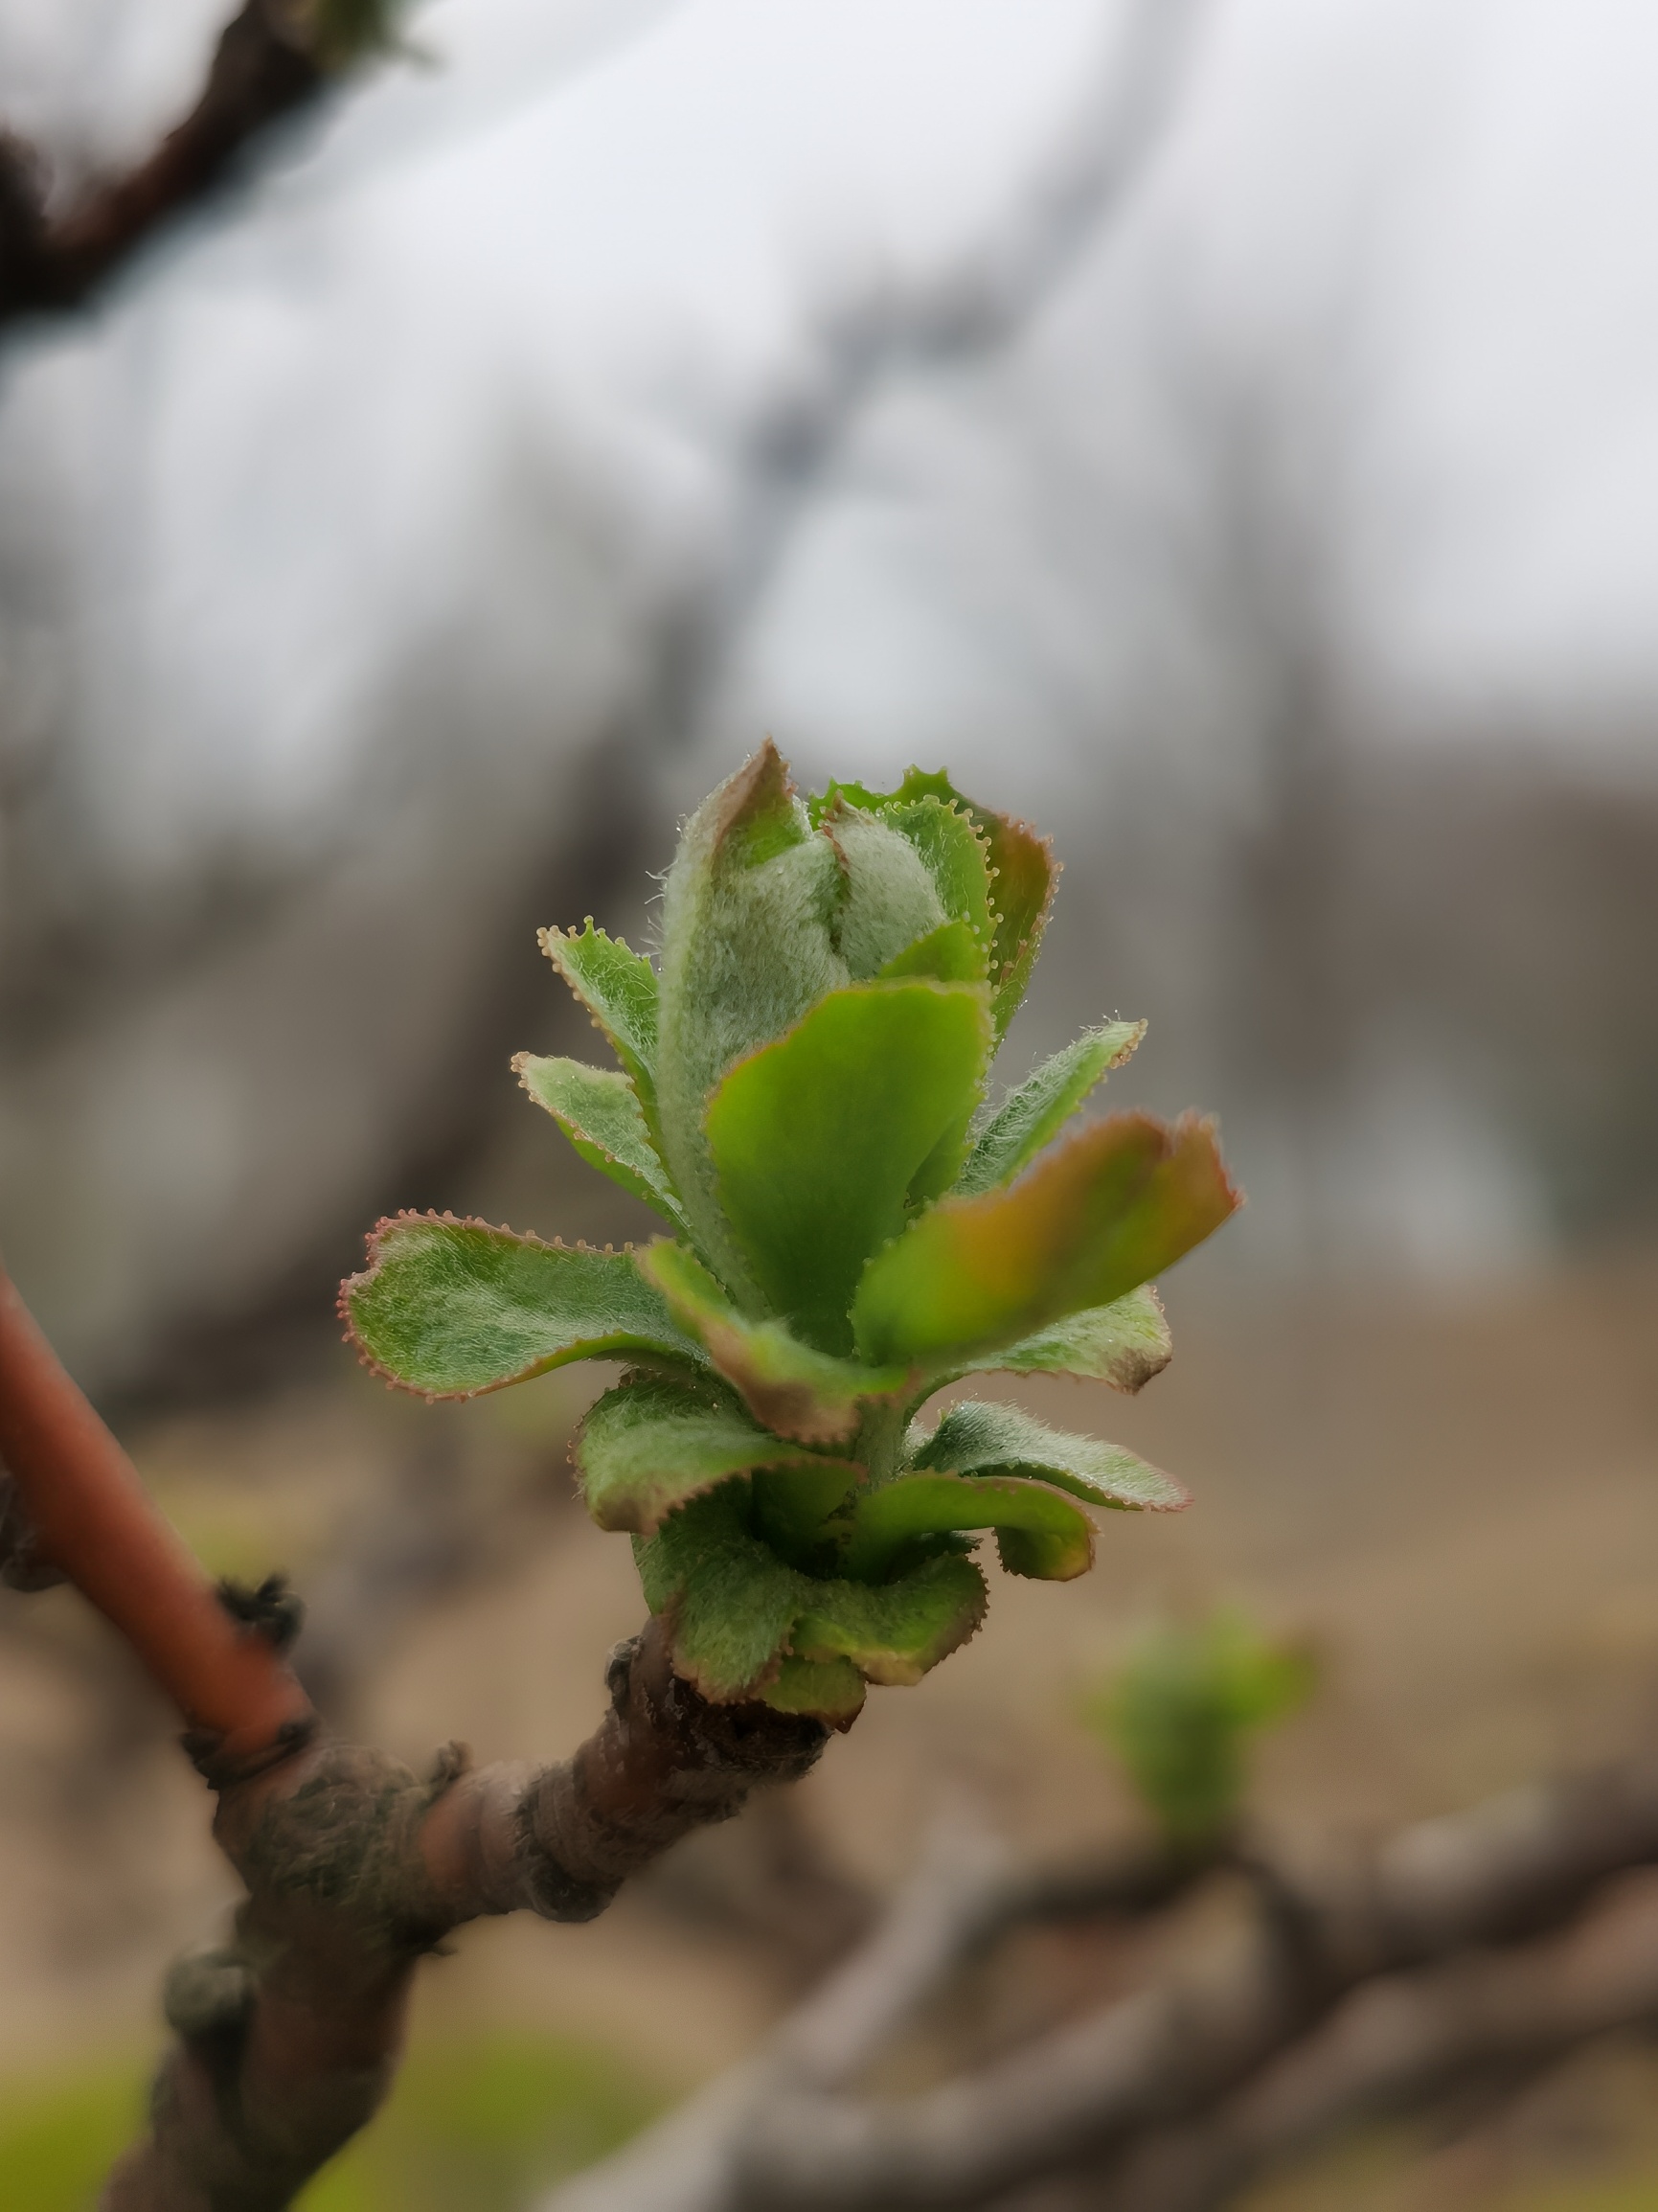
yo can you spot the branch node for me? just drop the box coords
[424,1739,473,1799]
[184,1711,319,1789]
[604,1632,641,1711]
[217,1570,306,1653]
[163,1948,257,2043]
[0,1462,66,1591]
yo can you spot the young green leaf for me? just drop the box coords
[343,742,1239,1718]
[763,1653,868,1727]
[984,1285,1172,1394]
[704,981,993,1352]
[821,805,949,979]
[637,1480,987,1704]
[539,921,662,1136]
[852,1111,1239,1368]
[576,1374,861,1536]
[642,1240,913,1446]
[877,797,996,958]
[1086,1611,1318,1844]
[806,777,888,825]
[881,770,1056,1033]
[789,1550,988,1685]
[837,1471,1094,1582]
[514,1055,688,1230]
[635,1484,803,1701]
[910,1400,1187,1513]
[957,1020,1146,1197]
[656,743,848,1296]
[342,1215,703,1398]
[875,919,988,985]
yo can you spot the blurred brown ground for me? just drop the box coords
[4,1246,1658,2203]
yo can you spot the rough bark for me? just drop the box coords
[102,1623,824,2212]
[0,1265,827,2207]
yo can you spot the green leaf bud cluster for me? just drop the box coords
[343,746,1239,1723]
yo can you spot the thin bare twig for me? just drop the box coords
[541,1818,1225,2212]
[1098,1866,1658,2212]
[0,1,378,326]
[0,1267,317,1765]
[540,1756,1658,2212]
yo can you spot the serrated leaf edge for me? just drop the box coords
[511,1050,688,1230]
[338,1209,700,1402]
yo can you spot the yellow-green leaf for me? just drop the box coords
[876,918,988,985]
[852,1111,1239,1368]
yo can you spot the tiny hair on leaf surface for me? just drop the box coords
[852,1109,1239,1369]
[958,1019,1145,1197]
[576,1374,863,1537]
[910,1399,1188,1516]
[342,742,1239,1719]
[516,1054,688,1230]
[341,1215,704,1398]
[973,1283,1172,1394]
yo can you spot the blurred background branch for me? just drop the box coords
[547,1669,1658,2212]
[0,0,397,325]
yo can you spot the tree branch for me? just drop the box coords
[540,1820,1225,2212]
[103,1620,825,2211]
[0,1266,828,2207]
[0,0,378,327]
[0,1267,317,1767]
[1100,1866,1658,2212]
[541,1758,1658,2212]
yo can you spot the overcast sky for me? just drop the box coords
[4,0,1658,1382]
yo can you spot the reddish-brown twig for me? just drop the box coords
[0,1266,315,1767]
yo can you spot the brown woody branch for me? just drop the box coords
[0,1266,827,2208]
[1101,1865,1658,2212]
[0,1,363,326]
[537,1819,1225,2212]
[104,1625,825,2211]
[541,1762,1658,2212]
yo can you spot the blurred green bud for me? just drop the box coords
[1087,1608,1317,1845]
